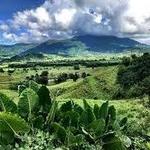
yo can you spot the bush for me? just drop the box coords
[74,64,80,70]
[55,73,68,84]
[81,72,87,78]
[0,68,4,73]
[7,69,15,75]
[41,71,49,77]
[116,53,150,99]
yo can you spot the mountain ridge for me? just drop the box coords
[0,35,149,59]
[22,35,145,56]
[0,43,37,57]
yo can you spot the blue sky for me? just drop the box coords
[0,0,150,45]
[0,0,44,21]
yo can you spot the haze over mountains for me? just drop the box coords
[0,35,148,58]
[0,43,36,57]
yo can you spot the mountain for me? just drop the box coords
[0,43,37,57]
[1,35,148,60]
[23,35,145,56]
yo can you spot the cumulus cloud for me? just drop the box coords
[0,0,150,44]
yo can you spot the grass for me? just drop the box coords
[57,97,150,138]
[0,63,149,138]
[1,86,149,137]
[0,89,19,104]
[0,65,118,100]
[0,66,92,89]
[49,66,118,99]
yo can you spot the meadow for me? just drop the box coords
[0,55,150,150]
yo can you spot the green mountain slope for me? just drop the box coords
[0,43,36,57]
[23,35,145,56]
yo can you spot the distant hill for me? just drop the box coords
[0,43,36,57]
[1,35,149,61]
[50,66,118,100]
[23,35,146,56]
[9,53,44,62]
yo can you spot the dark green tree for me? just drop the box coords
[37,86,51,114]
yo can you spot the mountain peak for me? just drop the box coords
[23,35,142,55]
[0,35,145,58]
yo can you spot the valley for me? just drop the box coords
[0,36,150,150]
[1,0,150,149]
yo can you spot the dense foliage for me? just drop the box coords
[8,59,120,68]
[115,53,150,100]
[0,81,135,149]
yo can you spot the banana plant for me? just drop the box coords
[80,101,130,150]
[46,100,58,125]
[52,122,84,148]
[52,100,131,150]
[29,80,40,93]
[18,88,39,122]
[0,92,17,113]
[0,112,29,145]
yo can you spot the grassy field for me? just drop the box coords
[0,61,150,149]
[0,65,118,97]
[0,64,149,136]
[49,66,118,99]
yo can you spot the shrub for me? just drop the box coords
[7,69,15,75]
[116,53,150,99]
[73,64,80,70]
[41,71,49,77]
[81,72,87,78]
[0,83,136,149]
[0,68,4,73]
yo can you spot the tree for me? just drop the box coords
[0,68,4,73]
[38,71,49,85]
[74,65,80,70]
[116,53,150,100]
[55,73,68,84]
[121,56,131,66]
[37,86,51,114]
[73,73,79,82]
[140,76,150,103]
[69,73,74,79]
[41,71,49,76]
[81,72,87,78]
[38,76,49,85]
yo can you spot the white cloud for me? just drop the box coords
[0,0,150,44]
[55,8,76,29]
[0,24,9,31]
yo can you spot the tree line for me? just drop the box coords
[8,60,120,68]
[114,53,150,102]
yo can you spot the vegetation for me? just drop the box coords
[8,59,120,68]
[0,81,137,149]
[116,53,150,101]
[0,53,150,149]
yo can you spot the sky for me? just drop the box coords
[0,0,150,45]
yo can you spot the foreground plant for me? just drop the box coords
[0,81,132,149]
[0,112,29,146]
[51,100,131,150]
